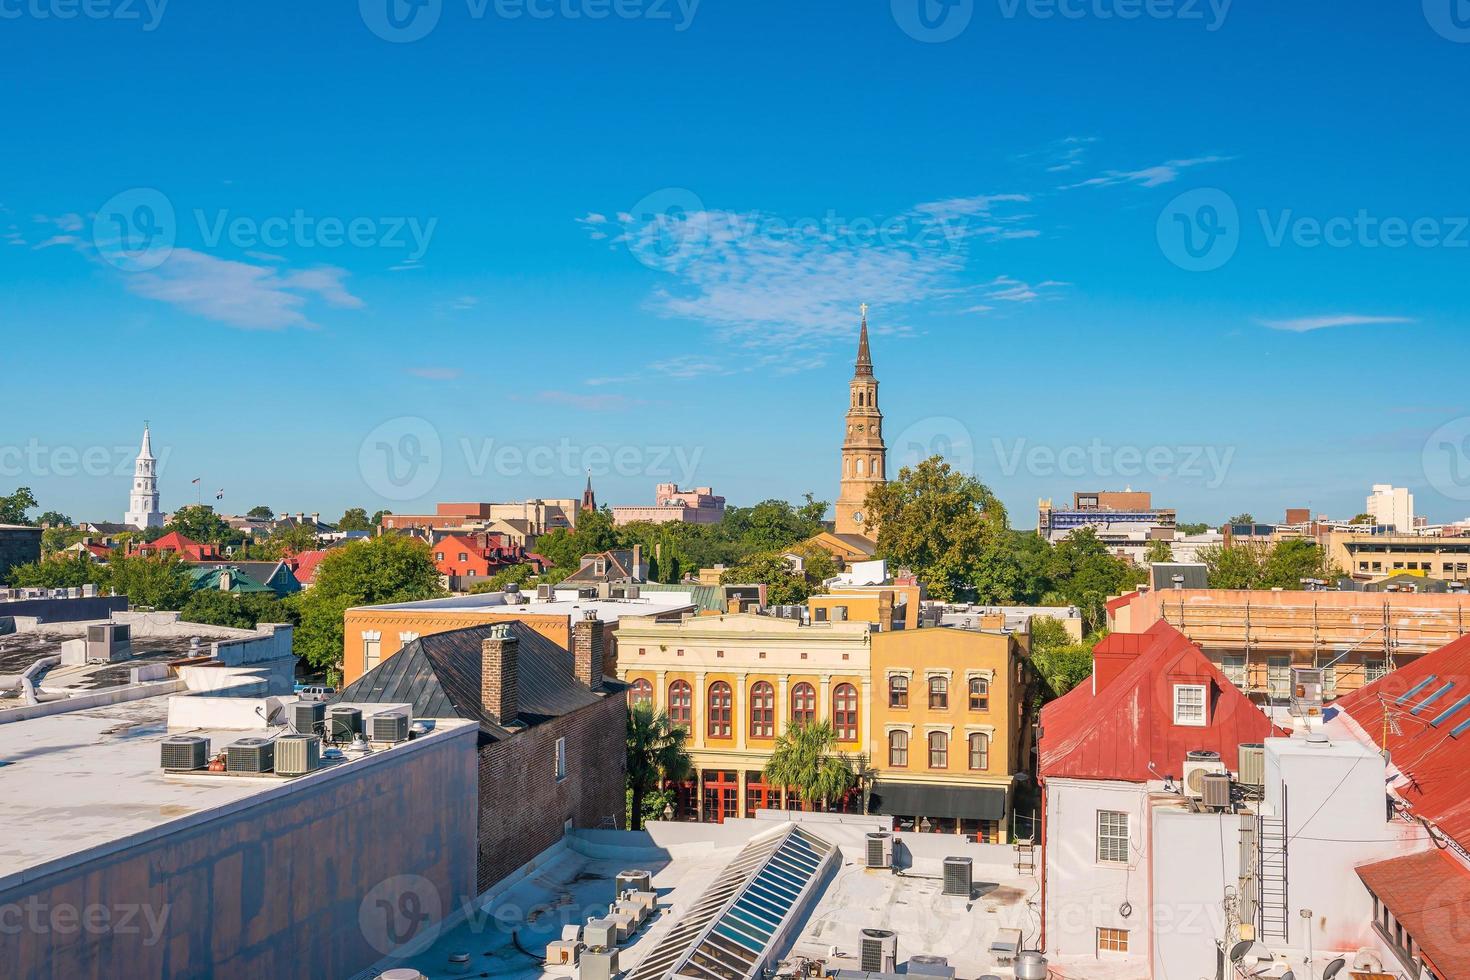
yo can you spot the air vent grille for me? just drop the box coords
[160,735,209,771]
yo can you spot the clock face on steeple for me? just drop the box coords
[853,511,864,524]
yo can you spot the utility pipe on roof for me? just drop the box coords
[20,655,62,705]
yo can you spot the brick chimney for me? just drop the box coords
[482,623,519,724]
[572,611,604,692]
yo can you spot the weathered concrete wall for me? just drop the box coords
[0,595,127,625]
[475,689,627,893]
[0,526,42,582]
[0,723,480,980]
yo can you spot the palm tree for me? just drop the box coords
[626,702,693,831]
[763,720,856,812]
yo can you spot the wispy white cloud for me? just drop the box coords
[962,275,1069,310]
[127,249,363,330]
[1257,314,1414,333]
[1062,155,1231,190]
[581,193,1039,357]
[1016,136,1098,173]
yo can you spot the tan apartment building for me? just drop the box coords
[615,609,1030,841]
[1326,530,1470,582]
[1109,586,1470,700]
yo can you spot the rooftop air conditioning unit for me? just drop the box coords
[578,946,619,980]
[860,929,898,973]
[625,585,640,600]
[1237,743,1266,789]
[941,857,973,898]
[160,735,210,771]
[1200,772,1232,810]
[328,706,363,742]
[906,955,954,979]
[275,734,320,776]
[225,737,275,774]
[615,870,653,894]
[1183,749,1227,800]
[537,584,555,601]
[291,699,326,736]
[582,918,617,950]
[370,711,410,744]
[865,831,893,869]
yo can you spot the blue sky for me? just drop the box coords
[4,0,1470,527]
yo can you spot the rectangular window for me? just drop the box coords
[1097,810,1129,864]
[1366,660,1387,683]
[1096,928,1129,953]
[555,737,567,782]
[1173,684,1206,726]
[1267,657,1292,699]
[1222,655,1247,689]
[363,637,382,671]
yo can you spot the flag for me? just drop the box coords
[191,477,200,485]
[215,489,224,501]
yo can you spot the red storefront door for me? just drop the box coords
[701,770,738,823]
[745,771,774,818]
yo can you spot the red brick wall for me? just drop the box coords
[474,688,628,893]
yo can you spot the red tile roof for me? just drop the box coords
[1334,633,1470,845]
[287,549,328,585]
[1039,620,1283,782]
[1357,848,1470,979]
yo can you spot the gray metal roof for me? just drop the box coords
[333,621,620,741]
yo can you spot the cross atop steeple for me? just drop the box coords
[854,304,873,378]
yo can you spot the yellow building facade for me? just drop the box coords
[615,610,1027,841]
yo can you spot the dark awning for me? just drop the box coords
[868,781,1008,821]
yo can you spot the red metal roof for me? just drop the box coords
[1334,633,1470,845]
[1356,847,1470,979]
[1039,620,1282,782]
[286,549,328,585]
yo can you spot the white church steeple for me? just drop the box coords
[124,422,163,530]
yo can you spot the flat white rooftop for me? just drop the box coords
[373,817,1038,980]
[0,695,474,889]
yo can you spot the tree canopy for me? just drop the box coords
[0,487,38,525]
[287,535,446,670]
[1198,539,1340,590]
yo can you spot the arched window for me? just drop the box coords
[928,731,949,768]
[888,675,909,709]
[968,733,990,771]
[968,676,990,712]
[870,456,879,476]
[928,675,949,710]
[749,682,775,738]
[856,457,866,476]
[668,680,692,729]
[832,683,858,741]
[888,730,909,767]
[791,682,816,724]
[630,678,653,707]
[707,681,732,738]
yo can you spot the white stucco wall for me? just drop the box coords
[1151,807,1241,978]
[1043,777,1151,970]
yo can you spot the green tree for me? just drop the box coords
[246,505,275,520]
[8,553,107,589]
[0,487,38,525]
[764,720,856,812]
[257,523,322,559]
[721,552,814,605]
[371,510,392,527]
[35,510,72,528]
[166,505,238,546]
[107,552,192,609]
[1176,522,1211,536]
[1199,542,1267,589]
[1260,538,1338,588]
[625,703,693,831]
[1349,513,1375,525]
[467,563,540,594]
[865,456,1007,601]
[40,526,91,556]
[1145,539,1174,564]
[1043,527,1145,631]
[337,507,373,532]
[288,535,446,670]
[181,590,295,630]
[1028,616,1098,699]
[1228,512,1256,526]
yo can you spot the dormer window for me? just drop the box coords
[1173,684,1207,726]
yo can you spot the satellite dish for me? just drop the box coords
[1323,959,1347,980]
[1280,972,1295,980]
[1228,941,1254,962]
[1229,941,1269,966]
